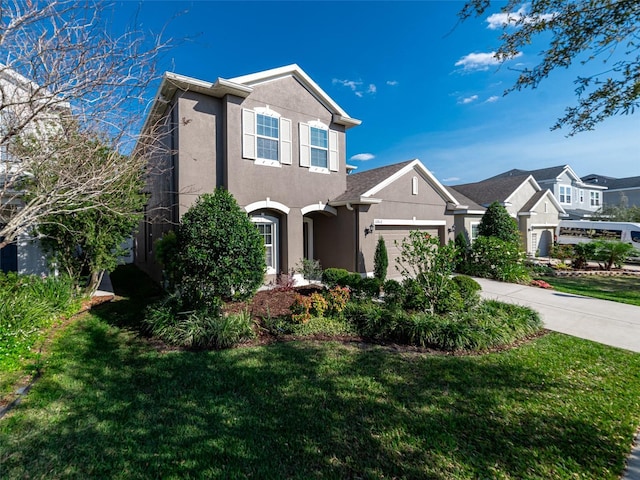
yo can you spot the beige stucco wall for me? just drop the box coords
[355,168,454,275]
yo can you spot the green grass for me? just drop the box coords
[542,275,640,306]
[2,311,640,478]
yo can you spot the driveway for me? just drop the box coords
[474,277,640,353]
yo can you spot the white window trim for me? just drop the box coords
[300,120,338,172]
[579,189,585,204]
[559,185,572,205]
[242,106,291,168]
[470,222,480,243]
[251,214,279,275]
[590,191,601,207]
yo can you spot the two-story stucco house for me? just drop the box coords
[135,65,459,282]
[490,165,606,219]
[448,174,565,256]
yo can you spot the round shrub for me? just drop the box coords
[322,268,350,287]
[360,277,382,299]
[175,188,265,305]
[478,201,521,243]
[402,278,428,312]
[452,275,481,310]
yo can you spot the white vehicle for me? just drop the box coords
[557,220,640,248]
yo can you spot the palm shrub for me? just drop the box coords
[592,240,638,270]
[373,236,388,281]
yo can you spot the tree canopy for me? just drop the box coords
[460,0,640,135]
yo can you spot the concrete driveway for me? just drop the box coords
[474,277,640,353]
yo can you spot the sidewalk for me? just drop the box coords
[474,277,640,353]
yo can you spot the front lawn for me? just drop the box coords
[2,307,640,479]
[542,275,640,306]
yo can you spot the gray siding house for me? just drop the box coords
[490,165,606,219]
[582,174,640,208]
[135,65,458,282]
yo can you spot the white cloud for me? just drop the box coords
[367,84,377,94]
[455,51,523,72]
[386,80,399,86]
[350,153,375,161]
[458,95,478,105]
[332,78,362,91]
[485,95,500,103]
[355,91,363,98]
[486,5,556,30]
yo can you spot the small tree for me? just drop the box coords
[174,188,265,306]
[478,202,520,243]
[395,231,457,314]
[373,236,388,282]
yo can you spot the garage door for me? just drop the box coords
[376,225,441,277]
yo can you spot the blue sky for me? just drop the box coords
[113,1,639,184]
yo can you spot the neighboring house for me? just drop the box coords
[135,65,458,282]
[582,174,640,208]
[490,165,606,219]
[0,65,53,275]
[449,174,565,256]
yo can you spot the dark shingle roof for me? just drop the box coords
[490,165,568,183]
[582,174,640,190]
[444,186,484,211]
[520,190,547,212]
[332,160,414,202]
[450,174,530,206]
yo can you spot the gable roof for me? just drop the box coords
[443,186,485,213]
[520,189,566,215]
[491,164,607,190]
[331,159,458,205]
[450,174,534,206]
[141,64,360,139]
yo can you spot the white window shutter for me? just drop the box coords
[280,117,292,165]
[299,122,310,167]
[242,109,256,159]
[329,130,338,172]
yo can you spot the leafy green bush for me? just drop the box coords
[144,295,254,349]
[382,279,405,308]
[295,258,322,281]
[395,231,458,313]
[155,231,179,288]
[401,278,428,312]
[478,202,521,243]
[572,242,597,269]
[374,236,388,281]
[322,268,351,287]
[343,300,405,340]
[359,277,382,298]
[173,188,265,306]
[465,236,530,283]
[452,275,481,310]
[263,315,356,337]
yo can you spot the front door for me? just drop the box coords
[251,215,279,275]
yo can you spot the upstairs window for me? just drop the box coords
[590,191,601,207]
[256,114,279,161]
[579,189,585,204]
[300,120,338,173]
[559,185,572,204]
[310,126,328,168]
[242,107,291,166]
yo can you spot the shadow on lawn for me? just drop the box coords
[2,316,632,479]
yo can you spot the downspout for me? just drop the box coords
[354,205,360,273]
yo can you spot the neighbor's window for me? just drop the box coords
[590,191,601,207]
[559,185,572,204]
[310,126,328,168]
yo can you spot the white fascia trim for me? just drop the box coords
[575,180,607,190]
[301,202,338,216]
[244,199,290,215]
[329,197,383,207]
[374,219,447,227]
[362,159,459,204]
[227,64,361,128]
[538,190,566,214]
[504,175,541,204]
[531,223,559,228]
[518,211,538,216]
[561,165,583,183]
[453,209,485,215]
